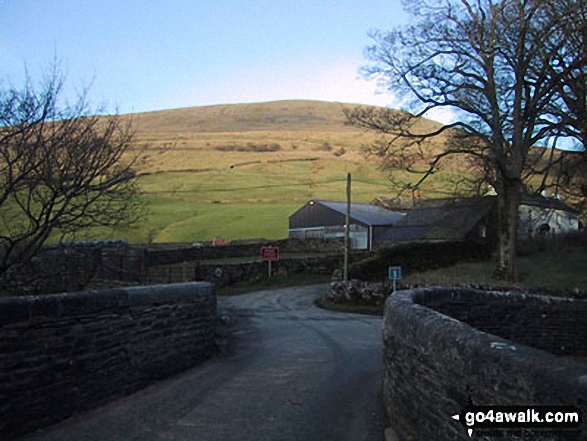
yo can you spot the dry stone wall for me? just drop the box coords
[383,287,587,440]
[148,254,369,288]
[146,238,344,266]
[327,280,392,306]
[0,282,216,440]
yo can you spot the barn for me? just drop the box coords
[371,195,579,244]
[288,200,405,250]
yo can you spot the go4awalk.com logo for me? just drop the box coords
[452,405,583,438]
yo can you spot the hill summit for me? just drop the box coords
[130,100,369,133]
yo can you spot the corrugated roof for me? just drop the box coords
[313,200,406,226]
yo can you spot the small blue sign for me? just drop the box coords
[389,266,402,280]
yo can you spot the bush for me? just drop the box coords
[350,241,491,281]
[517,230,587,256]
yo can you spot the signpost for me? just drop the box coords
[389,266,402,293]
[261,247,279,278]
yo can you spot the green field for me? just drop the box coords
[39,100,473,244]
[128,161,395,243]
[108,159,467,244]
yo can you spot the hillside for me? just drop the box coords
[130,100,357,133]
[108,100,468,243]
[128,100,449,174]
[130,99,445,134]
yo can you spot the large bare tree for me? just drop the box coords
[0,69,144,277]
[538,0,587,202]
[346,0,586,281]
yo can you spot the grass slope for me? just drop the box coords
[70,100,467,243]
[403,248,587,292]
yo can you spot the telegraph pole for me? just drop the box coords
[344,173,351,281]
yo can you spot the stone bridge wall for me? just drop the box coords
[383,287,587,440]
[0,282,216,440]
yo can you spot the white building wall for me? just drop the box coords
[518,205,579,239]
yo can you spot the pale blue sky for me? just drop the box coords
[0,0,410,114]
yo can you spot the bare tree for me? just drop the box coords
[535,0,587,204]
[542,0,586,146]
[0,69,144,277]
[345,0,586,281]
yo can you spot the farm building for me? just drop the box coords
[517,195,580,239]
[377,195,579,244]
[375,197,494,243]
[288,200,405,250]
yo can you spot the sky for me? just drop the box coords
[0,0,417,116]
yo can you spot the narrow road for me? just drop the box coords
[24,284,386,441]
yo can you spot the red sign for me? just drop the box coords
[261,247,279,261]
[213,238,231,246]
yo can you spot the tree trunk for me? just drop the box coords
[494,181,521,281]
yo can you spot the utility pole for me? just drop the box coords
[344,173,351,282]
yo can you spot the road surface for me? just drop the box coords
[24,284,386,441]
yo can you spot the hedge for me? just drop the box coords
[350,241,491,281]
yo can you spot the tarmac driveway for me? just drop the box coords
[24,284,386,441]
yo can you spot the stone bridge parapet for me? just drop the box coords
[383,287,587,440]
[0,282,216,440]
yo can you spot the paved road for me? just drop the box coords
[25,284,386,441]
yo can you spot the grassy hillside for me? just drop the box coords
[130,100,356,133]
[82,100,468,243]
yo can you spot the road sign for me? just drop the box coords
[261,247,279,279]
[389,266,402,294]
[389,266,402,280]
[261,247,279,261]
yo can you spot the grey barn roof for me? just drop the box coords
[312,200,406,226]
[375,225,435,242]
[375,197,494,242]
